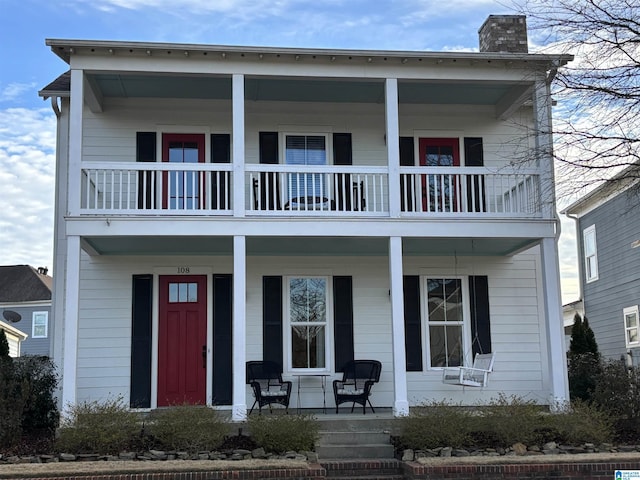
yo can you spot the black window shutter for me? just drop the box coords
[263,276,283,370]
[399,137,415,166]
[212,274,233,405]
[469,276,492,356]
[333,133,352,165]
[399,137,415,211]
[464,137,485,212]
[210,134,231,209]
[333,276,354,372]
[136,132,156,209]
[211,134,231,163]
[333,133,354,210]
[464,137,484,166]
[259,132,279,164]
[257,132,280,209]
[131,274,153,408]
[403,275,423,371]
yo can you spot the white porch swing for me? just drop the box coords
[441,245,495,388]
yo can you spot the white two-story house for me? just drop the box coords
[41,15,571,420]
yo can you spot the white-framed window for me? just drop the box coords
[583,225,599,282]
[624,306,639,348]
[283,133,329,202]
[32,311,49,338]
[285,276,331,372]
[424,277,470,368]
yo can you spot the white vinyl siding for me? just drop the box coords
[583,225,598,283]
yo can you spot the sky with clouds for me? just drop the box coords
[0,0,580,303]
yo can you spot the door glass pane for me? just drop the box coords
[168,141,200,209]
[169,282,199,303]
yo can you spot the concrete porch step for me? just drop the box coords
[315,431,395,459]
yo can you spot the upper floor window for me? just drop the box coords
[284,134,328,202]
[583,225,598,282]
[286,276,330,371]
[425,277,468,368]
[624,306,639,348]
[32,311,48,338]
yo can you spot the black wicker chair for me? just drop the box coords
[333,359,382,414]
[246,360,292,414]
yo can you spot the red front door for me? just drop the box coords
[419,138,460,212]
[158,275,207,406]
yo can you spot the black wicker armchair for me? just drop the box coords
[333,359,381,414]
[246,360,292,414]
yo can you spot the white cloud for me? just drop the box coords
[0,107,56,271]
[1,83,38,103]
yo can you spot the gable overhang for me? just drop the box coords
[43,39,571,118]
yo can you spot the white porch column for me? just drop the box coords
[532,77,555,219]
[68,69,84,217]
[385,78,401,218]
[389,236,409,416]
[61,235,81,413]
[232,235,247,421]
[540,237,569,403]
[232,74,245,218]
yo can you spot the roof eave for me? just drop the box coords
[45,38,573,67]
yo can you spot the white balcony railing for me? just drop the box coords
[81,162,233,215]
[399,167,541,216]
[79,163,541,218]
[246,165,389,215]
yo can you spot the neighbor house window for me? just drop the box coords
[32,311,48,338]
[425,278,468,368]
[583,225,598,282]
[286,277,329,371]
[624,306,639,348]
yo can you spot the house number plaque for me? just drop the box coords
[177,267,191,274]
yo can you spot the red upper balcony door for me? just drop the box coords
[157,275,207,406]
[419,138,460,212]
[162,134,205,210]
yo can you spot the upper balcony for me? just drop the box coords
[80,162,542,219]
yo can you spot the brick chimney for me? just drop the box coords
[479,15,528,53]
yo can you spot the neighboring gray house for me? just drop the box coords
[0,265,53,357]
[563,164,640,364]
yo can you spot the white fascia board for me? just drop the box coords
[0,320,29,340]
[65,216,557,239]
[73,55,546,84]
[46,38,572,67]
[0,301,52,308]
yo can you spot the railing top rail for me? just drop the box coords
[81,162,234,172]
[399,166,540,175]
[246,164,389,174]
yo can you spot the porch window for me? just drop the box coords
[32,311,48,338]
[286,277,329,371]
[425,278,468,368]
[583,225,598,282]
[284,135,328,205]
[624,306,639,348]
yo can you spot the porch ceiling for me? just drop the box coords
[88,73,521,105]
[81,236,538,256]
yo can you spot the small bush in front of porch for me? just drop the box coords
[148,404,230,453]
[399,400,474,449]
[248,412,319,454]
[55,397,141,455]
